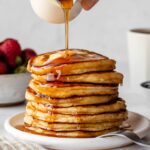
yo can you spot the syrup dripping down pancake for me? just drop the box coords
[26,88,118,107]
[26,99,126,115]
[27,49,116,75]
[29,79,118,98]
[24,115,122,132]
[32,71,123,84]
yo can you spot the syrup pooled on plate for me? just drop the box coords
[15,125,50,136]
[16,125,29,132]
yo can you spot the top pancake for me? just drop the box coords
[27,49,116,75]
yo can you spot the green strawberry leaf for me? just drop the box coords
[14,65,27,73]
[16,56,22,66]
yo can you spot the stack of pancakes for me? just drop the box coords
[24,49,128,138]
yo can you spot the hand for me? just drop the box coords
[79,0,99,10]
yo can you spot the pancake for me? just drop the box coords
[25,126,118,138]
[24,49,127,138]
[26,108,128,123]
[26,88,118,107]
[32,71,123,84]
[26,100,126,115]
[29,79,118,98]
[24,115,122,131]
[27,49,116,75]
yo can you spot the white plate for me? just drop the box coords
[4,111,150,150]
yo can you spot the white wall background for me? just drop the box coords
[0,0,150,88]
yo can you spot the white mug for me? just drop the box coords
[30,0,82,24]
[128,28,150,92]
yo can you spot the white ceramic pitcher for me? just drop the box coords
[30,0,82,24]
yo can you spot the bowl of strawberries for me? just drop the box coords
[0,38,37,106]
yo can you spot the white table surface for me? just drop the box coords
[0,62,150,150]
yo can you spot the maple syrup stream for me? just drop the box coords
[58,0,73,49]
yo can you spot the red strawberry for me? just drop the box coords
[22,48,37,63]
[0,38,22,68]
[0,61,8,74]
